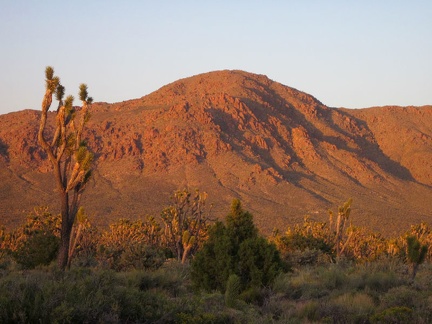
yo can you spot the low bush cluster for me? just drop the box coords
[0,260,430,323]
[0,197,431,322]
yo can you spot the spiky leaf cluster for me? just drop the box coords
[55,84,65,102]
[45,66,54,80]
[75,145,93,171]
[64,95,74,112]
[64,133,76,154]
[338,198,352,218]
[45,66,60,92]
[79,83,88,102]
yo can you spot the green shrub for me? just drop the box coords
[239,286,264,305]
[191,221,232,292]
[370,306,413,323]
[379,286,417,310]
[320,265,348,290]
[137,261,190,297]
[286,268,328,300]
[225,274,241,308]
[363,271,400,293]
[345,260,406,295]
[12,231,59,269]
[283,265,350,300]
[259,293,297,322]
[318,292,375,323]
[237,236,283,290]
[4,207,61,269]
[191,200,285,296]
[0,268,178,323]
[298,300,319,322]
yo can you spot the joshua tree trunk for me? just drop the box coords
[58,192,74,269]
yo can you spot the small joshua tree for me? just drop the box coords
[38,66,93,270]
[161,189,211,263]
[329,198,353,259]
[406,235,428,281]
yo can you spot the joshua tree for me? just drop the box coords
[329,198,353,259]
[406,235,428,281]
[38,66,93,270]
[161,189,211,263]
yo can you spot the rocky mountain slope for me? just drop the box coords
[1,70,431,235]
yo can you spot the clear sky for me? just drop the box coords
[1,1,431,114]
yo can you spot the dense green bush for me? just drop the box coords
[12,232,59,269]
[190,221,232,292]
[191,200,284,297]
[237,236,283,290]
[5,207,60,269]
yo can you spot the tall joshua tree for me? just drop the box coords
[38,66,93,270]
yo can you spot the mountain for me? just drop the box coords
[1,70,432,235]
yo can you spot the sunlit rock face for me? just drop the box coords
[1,70,432,235]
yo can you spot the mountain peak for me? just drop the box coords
[139,70,322,111]
[0,71,431,234]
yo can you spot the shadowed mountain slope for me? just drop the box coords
[1,70,431,235]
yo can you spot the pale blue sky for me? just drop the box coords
[1,1,431,114]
